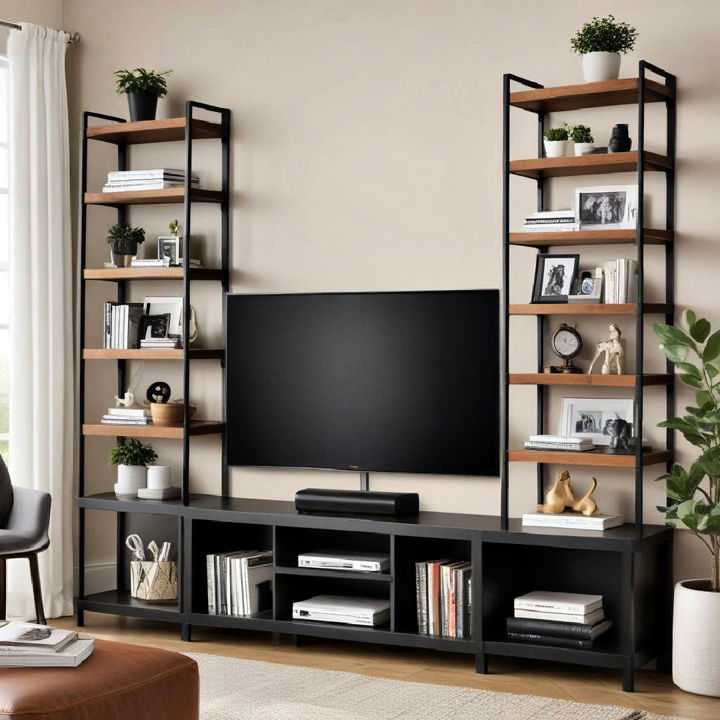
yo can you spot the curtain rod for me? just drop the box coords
[0,19,81,45]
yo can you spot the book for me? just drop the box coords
[507,617,612,641]
[207,555,216,615]
[529,435,588,444]
[514,591,603,615]
[415,562,428,634]
[514,606,605,625]
[522,224,577,233]
[0,638,94,667]
[604,261,617,303]
[242,561,274,616]
[107,407,149,418]
[426,559,449,636]
[506,632,593,649]
[0,621,77,653]
[102,182,195,192]
[107,169,199,180]
[522,512,623,531]
[523,441,595,452]
[454,563,471,639]
[101,416,149,425]
[524,210,575,219]
[208,550,273,617]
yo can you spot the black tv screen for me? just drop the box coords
[226,290,499,476]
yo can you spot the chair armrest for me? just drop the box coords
[6,487,52,550]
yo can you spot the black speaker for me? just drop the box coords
[295,488,419,517]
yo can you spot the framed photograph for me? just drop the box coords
[139,313,171,341]
[568,269,603,304]
[559,397,635,446]
[157,236,182,266]
[143,297,184,338]
[574,185,638,230]
[532,253,579,303]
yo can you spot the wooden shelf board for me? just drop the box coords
[509,228,672,247]
[509,373,672,387]
[77,590,180,618]
[84,188,225,205]
[509,151,671,180]
[509,78,673,113]
[86,117,226,144]
[509,303,672,316]
[508,449,671,468]
[83,348,224,360]
[83,421,223,438]
[84,267,225,281]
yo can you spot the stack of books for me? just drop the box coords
[415,559,472,639]
[101,406,150,427]
[131,258,202,269]
[522,510,623,531]
[103,302,144,349]
[603,258,638,303]
[523,210,577,233]
[523,435,595,452]
[206,550,273,617]
[0,621,94,668]
[140,336,180,350]
[102,168,199,192]
[507,591,612,649]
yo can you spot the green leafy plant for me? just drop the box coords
[106,223,146,256]
[114,68,171,97]
[571,15,638,55]
[654,309,720,591]
[544,127,568,141]
[568,124,594,144]
[107,439,157,467]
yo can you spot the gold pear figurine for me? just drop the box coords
[537,471,599,517]
[573,477,598,517]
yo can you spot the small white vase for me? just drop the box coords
[673,579,720,696]
[573,142,594,156]
[582,52,621,83]
[147,465,171,490]
[115,465,147,497]
[543,140,567,158]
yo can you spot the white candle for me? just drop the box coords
[146,465,171,489]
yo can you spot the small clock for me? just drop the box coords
[549,323,583,374]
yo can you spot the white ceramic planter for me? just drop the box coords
[573,142,594,156]
[673,579,720,696]
[543,140,567,158]
[115,465,147,497]
[582,52,621,83]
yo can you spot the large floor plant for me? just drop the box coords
[654,310,720,591]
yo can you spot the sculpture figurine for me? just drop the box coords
[114,391,136,408]
[589,323,625,375]
[606,417,631,453]
[537,471,599,517]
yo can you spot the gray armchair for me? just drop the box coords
[0,454,51,624]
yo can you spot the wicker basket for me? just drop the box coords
[130,561,178,602]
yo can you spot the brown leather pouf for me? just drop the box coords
[0,639,199,720]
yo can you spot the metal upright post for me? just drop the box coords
[220,106,230,497]
[501,75,511,529]
[535,110,545,506]
[182,101,193,505]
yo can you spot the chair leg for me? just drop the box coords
[0,558,6,620]
[28,554,46,625]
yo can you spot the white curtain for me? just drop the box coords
[6,23,73,619]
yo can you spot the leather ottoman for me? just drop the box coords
[0,639,198,720]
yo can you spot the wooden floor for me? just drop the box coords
[54,614,718,719]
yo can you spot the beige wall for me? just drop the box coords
[0,0,64,52]
[61,0,717,580]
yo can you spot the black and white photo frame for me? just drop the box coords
[532,253,579,304]
[574,185,638,230]
[157,236,182,266]
[139,313,171,340]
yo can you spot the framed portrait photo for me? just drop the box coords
[559,397,635,446]
[139,313,171,341]
[532,253,579,303]
[157,236,182,266]
[143,296,184,338]
[574,185,638,230]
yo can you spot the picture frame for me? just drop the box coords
[157,236,182,266]
[531,253,580,304]
[143,297,184,338]
[568,268,603,304]
[139,313,171,340]
[559,397,635,446]
[574,185,638,230]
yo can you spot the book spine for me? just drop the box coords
[415,562,428,634]
[467,576,472,638]
[206,555,216,615]
[604,261,617,303]
[215,555,225,615]
[617,259,627,304]
[448,567,457,637]
[507,617,593,640]
[514,600,595,614]
[241,559,250,616]
[427,563,440,635]
[627,259,638,303]
[455,569,464,639]
[507,632,593,649]
[440,565,449,637]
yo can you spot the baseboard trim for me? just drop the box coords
[73,562,116,596]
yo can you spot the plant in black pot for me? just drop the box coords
[106,223,145,267]
[115,67,171,122]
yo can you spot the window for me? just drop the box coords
[0,56,8,462]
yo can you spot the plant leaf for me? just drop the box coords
[653,323,696,349]
[675,362,702,379]
[703,330,720,363]
[680,374,704,389]
[699,447,720,477]
[696,391,715,410]
[660,343,689,363]
[690,318,711,343]
[681,309,697,331]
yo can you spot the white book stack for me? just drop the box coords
[0,621,94,668]
[522,511,624,531]
[101,406,150,426]
[523,435,595,452]
[523,210,577,233]
[603,258,638,303]
[206,550,273,617]
[102,168,199,193]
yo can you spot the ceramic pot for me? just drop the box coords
[150,402,197,426]
[543,140,567,158]
[127,93,158,122]
[573,142,594,156]
[673,579,720,696]
[582,52,621,83]
[147,465,171,490]
[110,250,134,268]
[115,465,147,496]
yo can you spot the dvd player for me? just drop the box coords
[298,551,389,573]
[292,595,390,627]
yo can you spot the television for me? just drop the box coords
[226,290,499,476]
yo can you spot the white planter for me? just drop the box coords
[115,465,147,497]
[673,579,720,696]
[543,140,567,158]
[582,52,621,83]
[573,142,594,156]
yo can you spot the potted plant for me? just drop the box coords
[543,127,568,158]
[108,439,158,497]
[654,310,720,696]
[106,223,146,267]
[571,15,638,83]
[568,124,594,156]
[114,67,171,122]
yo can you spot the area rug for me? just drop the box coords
[187,653,685,720]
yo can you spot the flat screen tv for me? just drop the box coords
[226,290,499,476]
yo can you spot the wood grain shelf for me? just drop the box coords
[509,78,674,113]
[509,303,672,316]
[83,348,224,360]
[509,151,672,180]
[83,421,223,438]
[84,267,225,281]
[86,117,226,144]
[509,229,673,247]
[84,188,225,205]
[509,373,672,387]
[508,449,672,468]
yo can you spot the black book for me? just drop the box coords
[506,616,612,641]
[507,632,593,649]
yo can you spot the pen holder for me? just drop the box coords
[129,561,178,602]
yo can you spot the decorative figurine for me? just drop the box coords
[146,381,172,405]
[114,390,136,408]
[588,323,625,375]
[572,477,598,516]
[545,324,583,374]
[606,417,631,453]
[537,471,599,517]
[608,123,632,153]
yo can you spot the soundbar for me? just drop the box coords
[295,488,419,517]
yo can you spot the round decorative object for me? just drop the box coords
[150,401,197,426]
[552,323,582,361]
[146,381,171,405]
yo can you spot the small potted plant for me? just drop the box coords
[543,127,568,158]
[108,439,158,497]
[654,310,720,696]
[106,223,146,267]
[571,15,638,83]
[568,124,594,156]
[114,67,171,122]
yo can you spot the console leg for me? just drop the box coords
[475,653,488,674]
[181,623,192,642]
[76,609,85,628]
[622,661,635,692]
